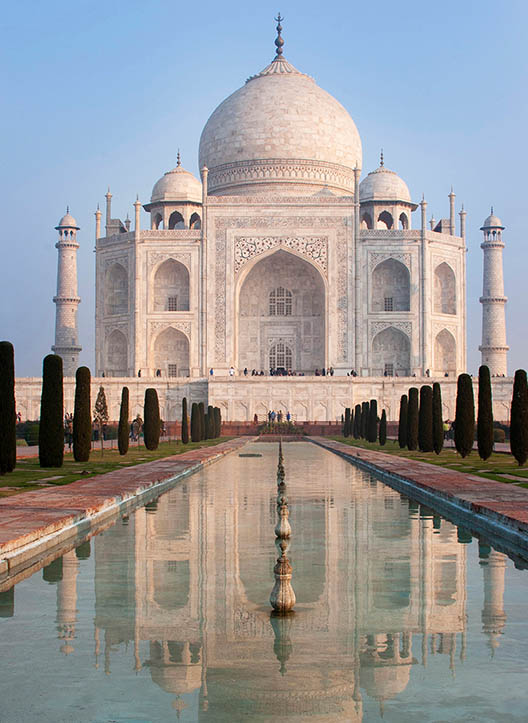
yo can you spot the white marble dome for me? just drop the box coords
[151,161,202,204]
[481,211,504,229]
[198,56,362,195]
[56,210,79,228]
[359,165,412,203]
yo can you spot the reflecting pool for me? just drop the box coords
[1,441,528,721]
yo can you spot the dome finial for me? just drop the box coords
[66,205,69,214]
[274,13,285,59]
[491,205,494,215]
[177,149,181,167]
[380,148,384,167]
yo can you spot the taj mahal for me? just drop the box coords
[16,19,512,422]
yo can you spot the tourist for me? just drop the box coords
[286,411,291,422]
[156,368,161,377]
[253,413,258,424]
[229,366,235,377]
[244,367,248,376]
[329,367,334,376]
[271,410,276,422]
[315,368,320,376]
[322,367,326,376]
[278,410,283,423]
[210,367,214,376]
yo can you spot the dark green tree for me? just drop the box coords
[510,369,528,466]
[343,407,351,437]
[367,399,378,442]
[454,373,475,458]
[477,365,494,461]
[144,388,161,451]
[361,401,369,439]
[181,397,189,444]
[207,405,215,439]
[118,386,129,455]
[432,382,444,455]
[379,409,387,446]
[353,404,361,438]
[0,341,16,474]
[204,412,209,439]
[191,403,200,442]
[214,407,221,438]
[418,385,433,452]
[398,394,408,449]
[39,354,64,468]
[73,366,91,462]
[407,387,419,451]
[93,386,109,456]
[198,402,205,441]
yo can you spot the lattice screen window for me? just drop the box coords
[270,342,293,370]
[269,287,292,316]
[168,364,178,377]
[384,297,394,312]
[167,296,178,311]
[384,363,394,376]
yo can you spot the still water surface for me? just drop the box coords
[1,441,528,722]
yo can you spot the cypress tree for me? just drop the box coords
[407,387,419,451]
[73,366,91,462]
[418,385,433,452]
[144,388,161,451]
[432,382,444,455]
[353,404,361,439]
[454,373,475,458]
[93,386,109,455]
[181,397,189,444]
[204,412,209,439]
[510,369,528,466]
[214,407,221,438]
[0,341,16,474]
[477,365,494,461]
[191,403,200,442]
[118,386,129,455]
[361,401,369,439]
[344,407,351,437]
[207,405,215,439]
[198,402,205,441]
[367,399,378,442]
[39,354,64,468]
[398,394,408,449]
[379,409,387,446]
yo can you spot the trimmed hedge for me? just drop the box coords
[398,394,408,449]
[361,401,369,439]
[0,341,16,474]
[181,397,189,444]
[73,366,91,462]
[477,365,493,461]
[455,373,475,458]
[510,369,528,466]
[407,387,419,451]
[207,405,215,439]
[144,388,161,451]
[39,354,64,468]
[418,385,433,452]
[214,406,221,438]
[432,382,444,455]
[343,407,351,437]
[198,402,205,441]
[379,409,387,446]
[191,403,200,442]
[367,399,378,443]
[353,404,361,439]
[118,387,129,455]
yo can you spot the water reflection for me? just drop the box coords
[0,442,518,720]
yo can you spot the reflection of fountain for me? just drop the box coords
[270,441,295,613]
[270,612,293,675]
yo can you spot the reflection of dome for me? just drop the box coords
[151,159,202,203]
[199,54,362,196]
[359,165,411,203]
[360,662,411,701]
[56,210,79,229]
[151,662,202,694]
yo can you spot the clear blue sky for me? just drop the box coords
[2,0,527,376]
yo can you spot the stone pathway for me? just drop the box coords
[0,438,253,571]
[309,437,528,549]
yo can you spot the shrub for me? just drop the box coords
[432,382,444,455]
[398,395,408,449]
[144,388,161,451]
[343,407,351,437]
[191,403,200,442]
[418,385,433,452]
[494,428,506,443]
[407,387,419,451]
[367,399,378,442]
[198,402,205,441]
[207,405,215,439]
[118,387,129,455]
[510,369,528,466]
[214,407,221,438]
[477,365,494,461]
[379,409,387,445]
[353,404,361,439]
[73,366,91,462]
[24,423,40,446]
[181,397,189,444]
[454,373,475,458]
[0,341,16,474]
[39,354,64,468]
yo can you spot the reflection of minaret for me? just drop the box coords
[57,550,79,655]
[480,548,507,654]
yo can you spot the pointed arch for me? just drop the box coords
[153,259,190,311]
[434,329,456,374]
[371,327,410,376]
[152,327,190,377]
[152,213,163,230]
[377,211,394,229]
[361,212,373,230]
[434,262,456,314]
[189,212,201,229]
[106,329,128,376]
[168,211,184,229]
[371,258,410,312]
[399,212,409,230]
[105,263,128,315]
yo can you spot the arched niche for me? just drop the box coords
[152,212,163,230]
[399,212,409,230]
[106,329,128,376]
[152,327,190,377]
[153,560,189,610]
[105,263,128,315]
[168,211,185,229]
[189,212,201,229]
[153,259,190,312]
[238,249,325,373]
[361,212,373,230]
[377,210,394,229]
[434,262,456,314]
[434,329,456,374]
[371,259,410,312]
[371,327,410,376]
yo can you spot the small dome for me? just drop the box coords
[359,165,411,203]
[481,210,504,230]
[151,160,202,204]
[56,210,79,229]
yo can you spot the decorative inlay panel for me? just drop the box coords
[149,321,191,338]
[370,321,412,339]
[103,255,129,270]
[234,236,327,274]
[148,252,191,270]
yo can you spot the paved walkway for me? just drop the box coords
[310,437,528,550]
[0,437,252,572]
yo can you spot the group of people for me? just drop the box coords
[314,367,334,376]
[265,410,292,424]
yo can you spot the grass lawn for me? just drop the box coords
[0,438,233,497]
[331,437,528,488]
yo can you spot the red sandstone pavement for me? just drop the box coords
[0,438,253,561]
[310,437,528,537]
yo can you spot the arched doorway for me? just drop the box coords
[152,327,190,377]
[106,329,128,376]
[434,263,456,314]
[153,259,189,311]
[434,329,456,375]
[371,259,410,312]
[238,250,325,373]
[371,327,410,376]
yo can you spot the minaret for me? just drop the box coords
[52,209,82,375]
[479,209,509,375]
